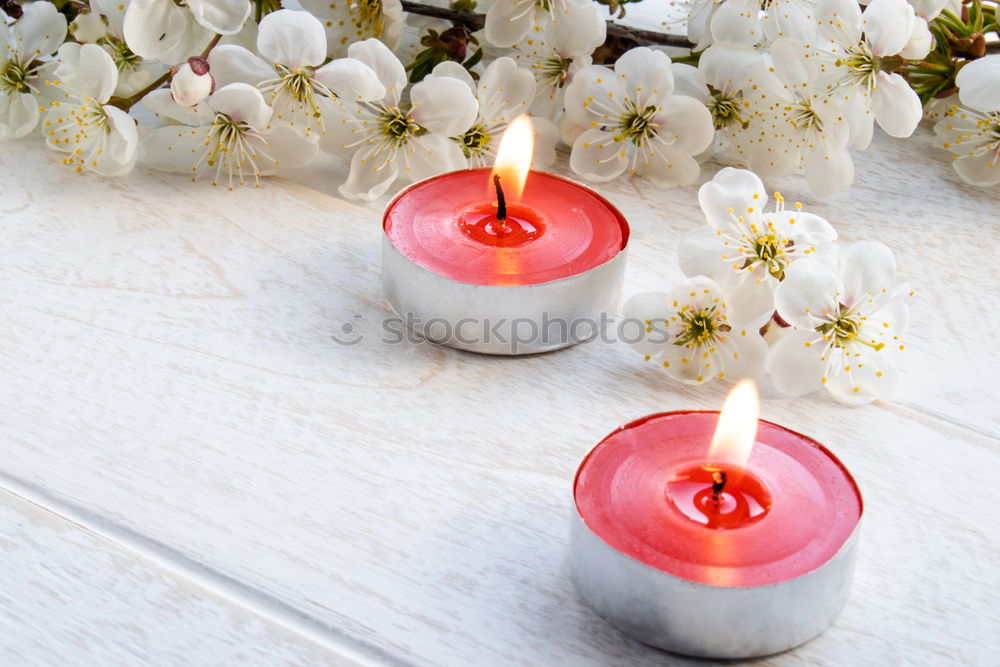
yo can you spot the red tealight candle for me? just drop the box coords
[571,380,863,658]
[381,117,629,355]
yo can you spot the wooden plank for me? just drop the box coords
[0,487,360,666]
[1,129,998,665]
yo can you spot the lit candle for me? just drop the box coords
[382,116,629,355]
[571,380,862,658]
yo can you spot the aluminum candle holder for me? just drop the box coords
[570,410,863,659]
[381,168,630,355]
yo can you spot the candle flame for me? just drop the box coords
[490,115,533,201]
[707,379,760,469]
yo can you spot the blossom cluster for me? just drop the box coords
[1,0,997,193]
[624,168,912,406]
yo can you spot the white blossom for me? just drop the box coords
[709,0,816,46]
[84,0,163,98]
[804,0,931,149]
[298,0,404,57]
[485,0,593,49]
[209,9,385,141]
[741,39,854,197]
[322,38,477,201]
[623,275,768,385]
[510,1,605,120]
[144,82,315,187]
[679,168,837,325]
[0,2,66,139]
[563,47,714,186]
[765,241,909,405]
[123,0,249,61]
[427,57,557,169]
[43,43,138,176]
[933,55,1000,187]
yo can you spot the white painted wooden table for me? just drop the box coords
[1,125,998,666]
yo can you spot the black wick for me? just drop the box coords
[493,174,507,222]
[711,470,727,502]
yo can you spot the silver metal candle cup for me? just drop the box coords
[570,419,863,659]
[381,172,629,356]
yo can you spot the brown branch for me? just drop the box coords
[399,0,696,49]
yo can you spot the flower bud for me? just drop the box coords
[70,11,108,43]
[170,57,215,107]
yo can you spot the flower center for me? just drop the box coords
[354,0,385,37]
[787,97,823,131]
[278,67,319,103]
[617,99,658,146]
[201,111,269,188]
[817,304,885,350]
[378,106,418,146]
[99,36,142,73]
[538,55,571,88]
[708,87,747,131]
[674,306,729,347]
[458,122,492,158]
[0,58,37,95]
[741,230,791,279]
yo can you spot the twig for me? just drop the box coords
[399,0,696,49]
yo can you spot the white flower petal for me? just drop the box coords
[428,60,475,93]
[141,88,212,124]
[562,64,624,127]
[339,143,400,201]
[614,47,674,106]
[670,63,709,104]
[484,0,537,48]
[550,1,605,57]
[763,0,815,42]
[56,42,119,104]
[478,57,536,124]
[710,0,763,45]
[678,226,727,279]
[347,38,406,105]
[315,57,386,101]
[952,150,1000,187]
[774,257,840,330]
[956,55,1000,112]
[764,329,826,397]
[206,44,273,87]
[569,128,627,182]
[0,91,39,138]
[769,38,817,87]
[261,125,319,168]
[145,125,211,173]
[530,116,558,169]
[410,76,478,136]
[634,149,701,187]
[899,16,931,60]
[698,43,760,89]
[16,1,68,58]
[653,94,714,155]
[97,104,139,175]
[257,9,326,69]
[872,72,922,138]
[401,134,468,181]
[698,167,767,231]
[815,0,862,43]
[208,82,271,128]
[123,0,189,60]
[862,0,914,56]
[825,355,899,405]
[723,271,778,327]
[803,143,854,197]
[187,0,250,35]
[839,241,896,310]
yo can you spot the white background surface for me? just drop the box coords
[1,121,999,666]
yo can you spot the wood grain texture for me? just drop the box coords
[1,123,998,666]
[0,488,353,666]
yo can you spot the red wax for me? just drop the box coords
[383,168,628,286]
[574,411,862,588]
